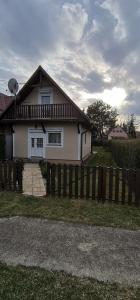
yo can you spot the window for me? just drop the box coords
[40,88,53,105]
[32,138,34,148]
[47,131,62,146]
[37,138,43,148]
[41,95,51,105]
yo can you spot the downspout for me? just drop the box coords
[80,129,88,163]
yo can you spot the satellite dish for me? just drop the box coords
[8,78,19,95]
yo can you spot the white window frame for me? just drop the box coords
[46,128,63,148]
[38,88,53,105]
[28,129,46,158]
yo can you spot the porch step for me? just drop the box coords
[23,163,46,197]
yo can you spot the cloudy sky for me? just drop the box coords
[0,0,140,119]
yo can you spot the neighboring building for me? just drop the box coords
[0,93,12,114]
[108,126,128,140]
[0,66,91,164]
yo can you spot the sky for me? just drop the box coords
[0,0,140,121]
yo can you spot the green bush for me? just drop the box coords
[110,139,140,168]
[0,135,5,160]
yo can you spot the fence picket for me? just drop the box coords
[135,169,140,207]
[0,162,3,190]
[102,167,106,202]
[0,161,23,192]
[8,161,12,190]
[109,167,113,202]
[47,162,51,196]
[57,164,61,197]
[92,167,96,200]
[75,166,79,198]
[63,164,67,197]
[128,169,133,205]
[80,166,84,198]
[97,166,102,201]
[51,164,56,196]
[4,163,8,190]
[86,167,90,199]
[115,168,119,203]
[122,169,126,204]
[69,165,72,198]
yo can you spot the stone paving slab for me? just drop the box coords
[0,217,140,286]
[23,163,46,197]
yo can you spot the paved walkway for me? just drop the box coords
[0,217,140,286]
[23,163,46,197]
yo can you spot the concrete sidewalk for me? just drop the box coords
[0,217,140,286]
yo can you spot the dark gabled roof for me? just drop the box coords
[0,65,90,125]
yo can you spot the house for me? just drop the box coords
[0,93,13,159]
[108,125,128,140]
[0,93,12,114]
[0,66,91,164]
[136,131,140,139]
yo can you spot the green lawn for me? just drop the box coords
[0,263,139,300]
[87,146,117,167]
[0,192,140,230]
[0,192,140,299]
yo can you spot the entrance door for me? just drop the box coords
[31,137,44,158]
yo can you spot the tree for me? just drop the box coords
[121,115,136,138]
[87,100,118,141]
[127,114,136,138]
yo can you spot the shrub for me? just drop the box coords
[0,135,5,160]
[110,139,140,168]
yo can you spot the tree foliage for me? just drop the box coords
[87,100,118,140]
[121,114,136,139]
[127,114,136,138]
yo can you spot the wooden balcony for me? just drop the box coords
[3,104,80,121]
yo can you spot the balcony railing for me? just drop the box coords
[4,104,80,120]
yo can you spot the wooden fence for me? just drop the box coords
[45,163,140,207]
[0,161,23,192]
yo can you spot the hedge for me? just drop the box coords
[110,139,140,168]
[0,135,5,160]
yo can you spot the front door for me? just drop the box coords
[31,136,44,158]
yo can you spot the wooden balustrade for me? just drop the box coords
[4,104,79,120]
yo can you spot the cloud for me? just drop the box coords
[0,0,140,118]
